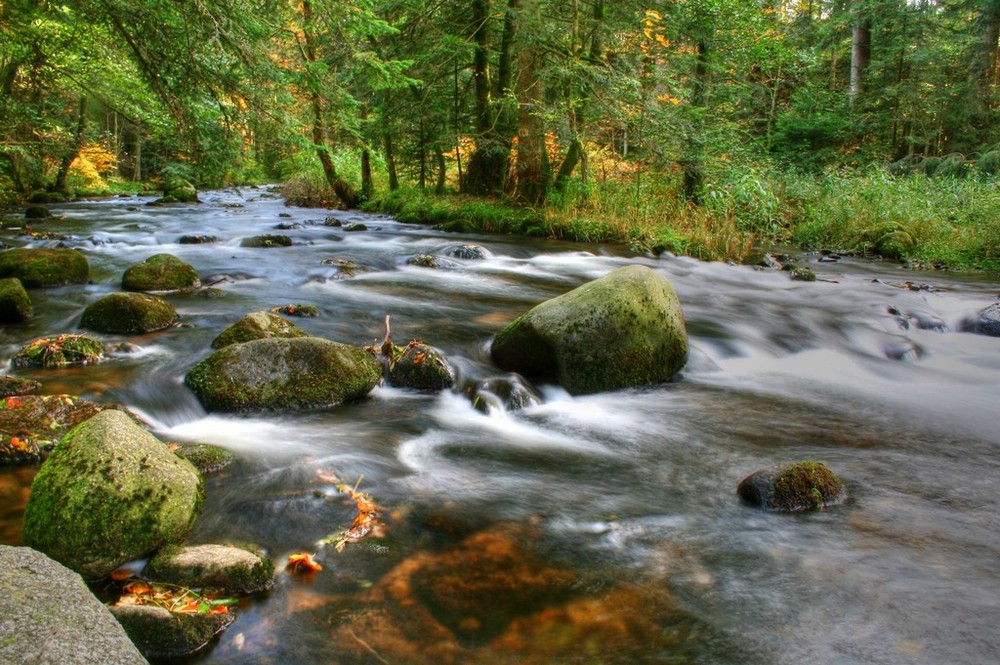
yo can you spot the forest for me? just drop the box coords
[2,0,1000,269]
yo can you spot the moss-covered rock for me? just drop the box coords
[178,234,217,244]
[0,375,41,397]
[491,265,688,395]
[80,292,178,334]
[271,303,319,317]
[173,443,235,475]
[0,394,114,466]
[109,604,233,660]
[0,277,31,322]
[240,234,292,248]
[163,179,199,203]
[122,253,201,293]
[184,337,381,412]
[387,343,454,391]
[24,205,51,219]
[22,410,204,579]
[737,461,846,512]
[12,334,105,368]
[210,310,309,349]
[146,544,274,595]
[0,248,89,288]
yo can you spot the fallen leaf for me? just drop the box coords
[286,552,323,573]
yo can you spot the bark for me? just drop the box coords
[471,0,492,134]
[54,96,88,195]
[435,145,447,194]
[849,12,871,106]
[514,0,549,206]
[384,133,399,191]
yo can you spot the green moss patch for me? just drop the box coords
[122,253,201,293]
[210,310,309,349]
[0,277,32,322]
[80,292,178,334]
[0,248,90,288]
[737,461,846,512]
[12,334,105,368]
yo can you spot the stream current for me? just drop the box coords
[2,188,999,664]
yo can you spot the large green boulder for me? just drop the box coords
[22,410,203,579]
[0,277,31,322]
[80,292,178,334]
[0,248,89,288]
[184,337,381,412]
[210,310,309,349]
[162,179,199,203]
[122,253,201,293]
[490,265,688,395]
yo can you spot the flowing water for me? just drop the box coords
[2,189,999,664]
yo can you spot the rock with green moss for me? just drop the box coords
[24,205,52,219]
[122,253,201,293]
[737,461,846,512]
[173,443,234,475]
[0,394,115,466]
[22,409,204,579]
[163,179,199,203]
[109,604,232,660]
[240,234,292,248]
[0,247,89,288]
[184,337,381,412]
[387,343,454,391]
[490,265,688,395]
[146,544,274,595]
[0,277,31,322]
[12,334,105,368]
[210,310,309,349]
[80,292,178,334]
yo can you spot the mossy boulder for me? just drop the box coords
[875,230,915,260]
[737,461,846,512]
[12,334,105,368]
[163,179,199,203]
[24,205,51,219]
[960,302,1000,337]
[0,277,31,322]
[0,248,89,288]
[490,265,688,395]
[184,337,382,412]
[0,394,115,466]
[22,409,204,579]
[210,311,309,349]
[80,292,178,334]
[146,544,274,595]
[109,604,233,660]
[240,234,292,248]
[387,343,454,391]
[122,253,201,293]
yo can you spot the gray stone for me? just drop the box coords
[109,605,232,660]
[146,544,274,595]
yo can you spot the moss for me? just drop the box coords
[0,248,90,288]
[173,444,234,475]
[771,462,844,511]
[210,310,309,349]
[12,334,105,368]
[110,605,233,659]
[386,343,454,390]
[240,234,292,248]
[122,253,201,292]
[80,292,178,334]
[270,303,319,317]
[0,277,32,322]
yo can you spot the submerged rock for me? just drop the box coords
[184,337,381,412]
[491,265,688,395]
[0,545,147,665]
[737,461,846,512]
[0,247,90,288]
[80,292,178,334]
[469,375,542,415]
[110,604,232,660]
[12,334,105,368]
[22,410,203,579]
[210,310,310,349]
[122,253,201,293]
[387,343,454,391]
[0,277,31,322]
[146,544,274,595]
[959,302,1000,337]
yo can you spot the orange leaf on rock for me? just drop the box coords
[286,552,323,573]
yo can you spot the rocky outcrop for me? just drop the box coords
[22,410,203,579]
[122,254,201,293]
[491,265,688,395]
[184,337,381,412]
[0,277,31,322]
[0,248,89,288]
[0,545,148,665]
[737,461,846,512]
[146,544,274,595]
[80,292,178,334]
[210,311,309,349]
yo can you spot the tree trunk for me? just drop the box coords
[514,0,549,206]
[384,132,399,191]
[471,0,492,134]
[54,95,88,195]
[849,11,871,107]
[435,145,447,194]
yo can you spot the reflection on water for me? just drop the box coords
[2,190,1000,664]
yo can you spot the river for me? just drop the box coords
[2,188,999,664]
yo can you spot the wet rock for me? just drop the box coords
[0,277,31,322]
[271,303,319,317]
[240,234,292,248]
[146,544,274,595]
[344,223,368,232]
[12,333,105,368]
[737,461,846,512]
[0,545,147,665]
[387,343,454,391]
[959,302,1000,337]
[469,375,542,415]
[178,235,217,244]
[0,374,41,397]
[122,253,201,293]
[449,244,488,260]
[109,604,232,660]
[875,230,914,260]
[789,266,817,282]
[321,257,369,278]
[22,410,203,579]
[162,179,199,203]
[407,254,439,268]
[0,394,114,466]
[0,247,90,288]
[24,205,51,220]
[80,292,178,334]
[887,306,947,332]
[210,310,309,349]
[173,443,235,475]
[323,216,343,227]
[491,265,688,395]
[275,221,304,230]
[185,337,381,412]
